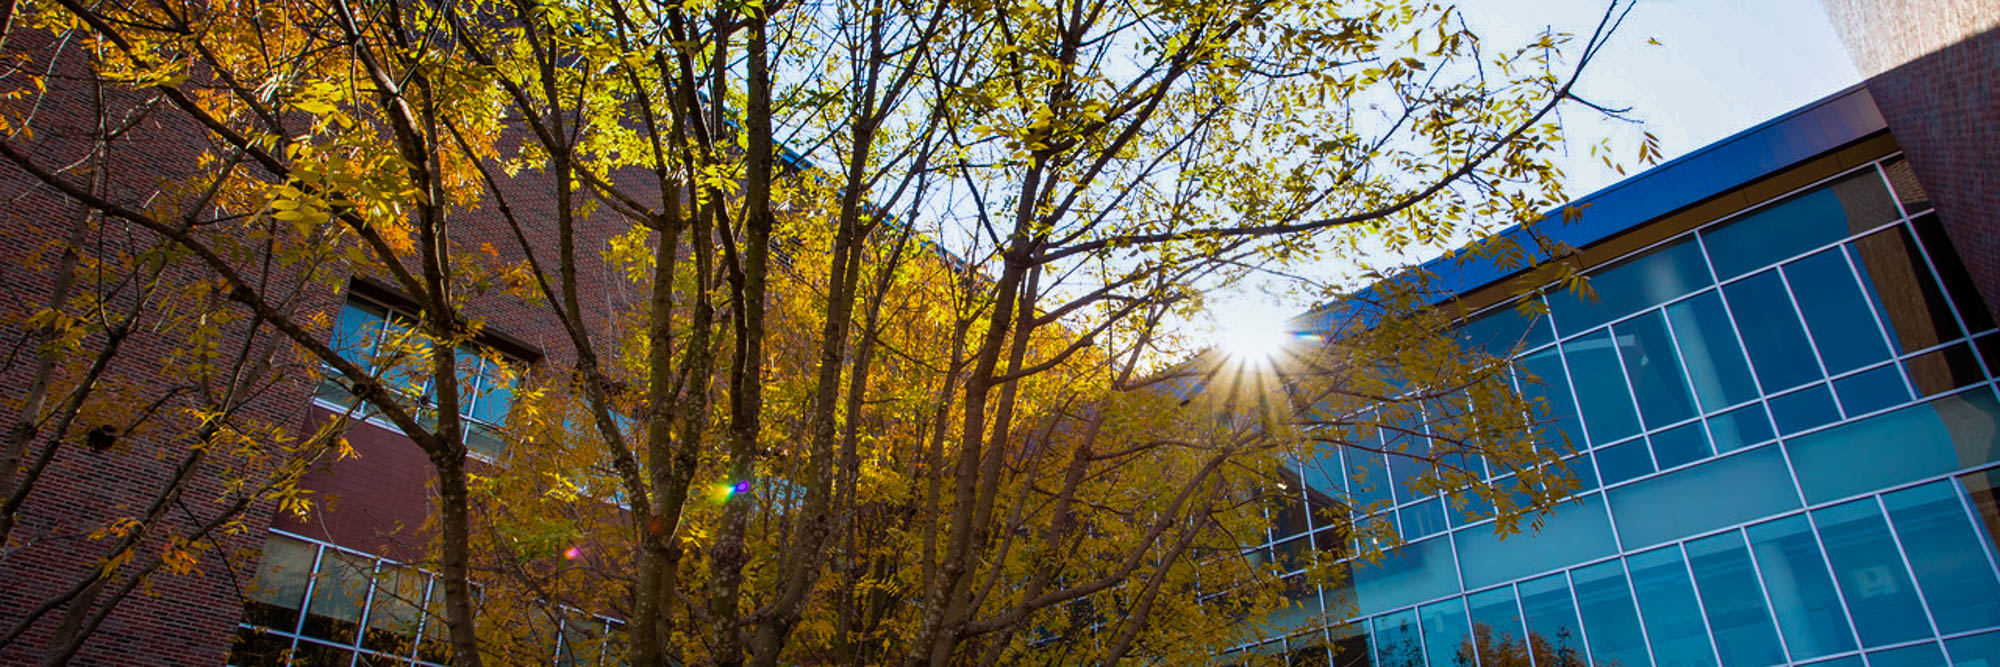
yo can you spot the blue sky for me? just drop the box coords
[1204,0,1865,348]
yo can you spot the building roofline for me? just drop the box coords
[1308,83,1887,331]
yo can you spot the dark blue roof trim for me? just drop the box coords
[1309,85,1887,333]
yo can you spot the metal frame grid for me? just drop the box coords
[1239,154,2000,667]
[228,529,626,667]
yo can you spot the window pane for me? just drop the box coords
[1944,629,2000,667]
[1881,481,2000,635]
[1907,342,1984,398]
[1384,405,1431,504]
[1617,311,1700,429]
[1419,599,1472,667]
[1871,642,1949,667]
[1964,469,2000,569]
[1812,498,1931,647]
[1685,532,1786,667]
[1565,330,1642,445]
[1304,450,1347,499]
[1455,493,1618,590]
[1745,515,1856,660]
[1787,248,1892,374]
[1350,425,1396,509]
[1787,390,2000,504]
[1769,384,1840,435]
[1468,587,1528,667]
[1596,440,1656,486]
[1549,238,1712,335]
[1400,498,1446,541]
[1628,546,1718,667]
[1802,657,1864,667]
[1457,305,1554,359]
[1353,536,1460,615]
[1881,157,1930,214]
[1912,215,1996,333]
[1608,445,1801,549]
[1706,404,1774,454]
[1832,363,1910,417]
[1667,291,1760,412]
[1571,561,1653,667]
[1703,171,1898,281]
[1332,623,1373,667]
[244,536,316,630]
[303,552,371,644]
[1374,609,1424,667]
[1650,422,1712,471]
[331,301,389,370]
[1519,348,1587,450]
[1724,270,1823,392]
[1851,226,1964,354]
[363,565,425,655]
[1520,573,1591,667]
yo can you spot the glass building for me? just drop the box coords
[1248,88,2000,667]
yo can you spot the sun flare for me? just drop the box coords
[1210,302,1297,363]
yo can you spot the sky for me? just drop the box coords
[1205,0,1865,349]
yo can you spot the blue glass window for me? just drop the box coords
[1457,304,1555,358]
[1384,406,1432,504]
[1702,172,1896,281]
[1786,248,1893,374]
[1419,599,1472,667]
[1649,422,1712,470]
[1349,437,1396,510]
[1685,532,1786,667]
[1627,546,1717,667]
[1353,536,1460,615]
[1802,657,1863,667]
[1813,498,1932,647]
[1400,498,1447,541]
[1787,390,2000,504]
[1455,493,1618,590]
[1832,363,1910,417]
[1870,642,1949,667]
[1596,440,1656,486]
[1468,587,1528,664]
[1303,449,1348,499]
[1944,629,2000,667]
[331,300,390,369]
[1881,482,2000,634]
[1518,348,1587,450]
[1565,329,1643,445]
[1549,238,1712,335]
[1706,404,1774,454]
[1608,445,1801,549]
[1768,384,1840,435]
[1745,515,1855,660]
[1666,291,1760,412]
[1571,561,1653,667]
[1851,226,1964,354]
[1519,573,1590,667]
[1618,311,1700,429]
[1724,270,1822,392]
[1375,609,1424,667]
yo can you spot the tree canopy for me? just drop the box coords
[0,0,1642,663]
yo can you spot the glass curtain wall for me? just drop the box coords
[1249,156,2000,667]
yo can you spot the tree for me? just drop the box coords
[0,0,1645,663]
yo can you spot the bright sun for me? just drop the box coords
[1212,302,1296,362]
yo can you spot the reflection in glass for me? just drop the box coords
[1649,422,1712,471]
[1745,515,1855,660]
[1904,342,1984,398]
[1627,546,1717,667]
[1520,573,1590,667]
[1702,171,1897,281]
[1455,494,1618,590]
[1374,609,1424,667]
[1685,532,1785,667]
[1944,629,2000,667]
[1572,561,1653,667]
[1618,311,1699,429]
[1850,226,1963,354]
[1565,329,1643,445]
[1881,482,2000,634]
[1787,247,1892,374]
[302,552,371,643]
[1666,291,1760,412]
[1549,238,1712,334]
[1724,270,1822,392]
[1787,390,2000,504]
[1813,498,1931,647]
[1706,404,1774,454]
[1832,363,1910,417]
[1467,587,1528,667]
[1608,445,1800,549]
[1519,348,1587,450]
[1419,599,1472,667]
[244,536,316,630]
[1912,215,1997,333]
[1596,439,1656,486]
[1353,536,1460,615]
[1768,384,1840,435]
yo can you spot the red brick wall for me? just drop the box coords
[1821,1,2000,323]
